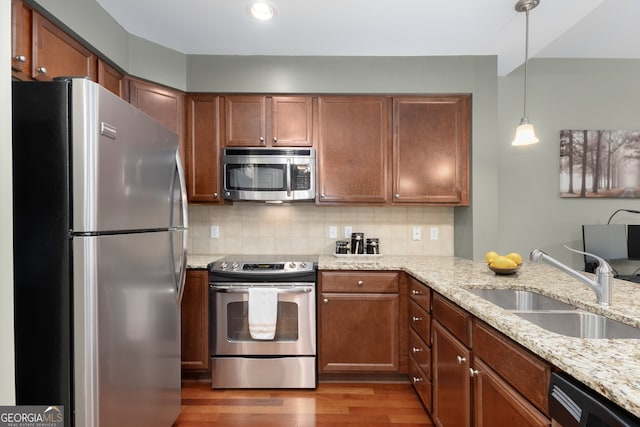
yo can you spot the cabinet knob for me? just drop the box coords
[273,137,278,142]
[395,194,400,198]
[411,289,422,295]
[213,192,218,198]
[357,280,364,286]
[469,368,479,377]
[412,316,422,322]
[323,298,329,304]
[412,376,423,384]
[411,347,423,353]
[37,66,47,74]
[14,55,26,63]
[259,136,264,142]
[457,356,466,364]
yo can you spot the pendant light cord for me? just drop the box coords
[523,8,530,119]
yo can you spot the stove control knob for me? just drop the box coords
[289,262,297,269]
[220,262,228,270]
[232,262,239,270]
[300,262,306,269]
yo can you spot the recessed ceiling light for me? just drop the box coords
[249,2,277,21]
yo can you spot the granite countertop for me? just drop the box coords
[187,253,640,417]
[318,254,640,418]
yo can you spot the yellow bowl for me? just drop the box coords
[488,264,521,275]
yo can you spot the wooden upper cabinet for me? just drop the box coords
[186,94,222,203]
[317,96,390,204]
[271,96,313,146]
[225,96,266,146]
[129,78,186,168]
[393,96,470,205]
[98,60,127,99]
[224,95,313,147]
[11,0,31,78]
[31,12,97,81]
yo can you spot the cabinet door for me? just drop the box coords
[473,359,551,427]
[186,95,222,202]
[319,293,399,372]
[225,96,267,146]
[271,96,313,147]
[98,60,127,99]
[181,270,209,371]
[393,96,470,205]
[433,320,471,427]
[32,12,97,81]
[129,78,186,169]
[11,0,31,77]
[317,96,390,204]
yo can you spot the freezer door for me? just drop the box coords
[73,232,180,427]
[70,78,179,233]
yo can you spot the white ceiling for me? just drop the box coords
[95,0,640,76]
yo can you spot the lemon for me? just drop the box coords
[485,251,499,264]
[490,256,518,269]
[505,252,523,265]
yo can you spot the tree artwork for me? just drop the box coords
[560,129,640,198]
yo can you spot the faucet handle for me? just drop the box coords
[563,245,613,274]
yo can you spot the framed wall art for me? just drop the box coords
[560,129,640,198]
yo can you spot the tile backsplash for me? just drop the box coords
[188,203,454,256]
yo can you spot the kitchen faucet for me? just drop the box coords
[530,246,613,306]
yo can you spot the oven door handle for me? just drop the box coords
[210,286,313,294]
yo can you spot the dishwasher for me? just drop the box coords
[549,372,640,426]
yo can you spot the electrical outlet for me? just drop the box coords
[344,226,353,239]
[210,225,220,239]
[430,226,439,240]
[329,226,338,239]
[412,226,421,241]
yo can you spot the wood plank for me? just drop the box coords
[173,382,433,426]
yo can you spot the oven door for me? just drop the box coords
[210,283,316,356]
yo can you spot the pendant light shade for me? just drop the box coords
[512,0,540,146]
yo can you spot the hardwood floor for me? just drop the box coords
[172,381,433,426]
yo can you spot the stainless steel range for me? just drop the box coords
[208,255,318,389]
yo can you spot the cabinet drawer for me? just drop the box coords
[409,301,431,345]
[409,328,431,380]
[408,275,431,312]
[320,272,399,293]
[409,355,432,413]
[473,320,550,416]
[433,293,471,347]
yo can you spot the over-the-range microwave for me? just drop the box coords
[222,147,316,202]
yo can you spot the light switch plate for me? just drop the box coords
[412,226,421,241]
[210,225,220,239]
[329,226,338,239]
[344,226,353,239]
[430,226,439,240]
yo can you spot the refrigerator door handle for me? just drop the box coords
[172,150,189,305]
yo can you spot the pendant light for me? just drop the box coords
[512,0,540,146]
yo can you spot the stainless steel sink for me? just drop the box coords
[514,311,640,339]
[467,288,577,311]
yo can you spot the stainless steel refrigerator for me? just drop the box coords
[12,78,188,427]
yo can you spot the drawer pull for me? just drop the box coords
[15,55,27,63]
[457,356,466,364]
[469,368,479,377]
[412,347,423,353]
[37,66,48,74]
[412,316,422,322]
[357,280,364,286]
[411,289,423,295]
[412,376,423,383]
[323,298,329,304]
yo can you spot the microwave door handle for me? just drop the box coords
[286,159,292,197]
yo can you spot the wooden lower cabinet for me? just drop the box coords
[432,319,472,427]
[181,269,209,372]
[473,358,551,427]
[318,271,401,373]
